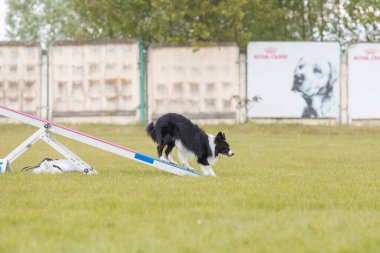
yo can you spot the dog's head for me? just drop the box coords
[214,132,234,157]
[292,56,336,98]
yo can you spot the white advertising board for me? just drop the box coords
[348,43,380,119]
[247,42,340,118]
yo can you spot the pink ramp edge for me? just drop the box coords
[0,105,137,153]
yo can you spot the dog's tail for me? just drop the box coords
[145,121,157,142]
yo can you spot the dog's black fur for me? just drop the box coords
[146,113,233,172]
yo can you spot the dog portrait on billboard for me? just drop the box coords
[291,56,338,118]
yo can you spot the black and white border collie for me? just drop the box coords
[146,113,234,176]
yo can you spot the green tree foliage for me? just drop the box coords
[66,0,336,50]
[66,0,249,48]
[343,0,380,42]
[6,0,70,45]
[311,0,380,47]
[5,0,380,51]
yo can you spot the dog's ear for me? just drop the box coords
[295,57,304,71]
[318,61,336,97]
[323,62,336,96]
[216,132,225,143]
[328,62,337,87]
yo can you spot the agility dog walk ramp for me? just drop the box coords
[0,105,201,176]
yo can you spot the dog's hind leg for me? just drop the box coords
[157,142,168,161]
[158,135,174,162]
[155,129,165,160]
[165,141,178,164]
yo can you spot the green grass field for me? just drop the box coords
[1,122,380,253]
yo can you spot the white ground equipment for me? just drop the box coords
[0,105,201,176]
[22,158,90,174]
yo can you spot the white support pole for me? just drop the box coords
[5,128,46,165]
[0,159,11,173]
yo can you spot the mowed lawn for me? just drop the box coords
[1,122,380,253]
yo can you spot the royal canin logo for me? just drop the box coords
[353,48,380,61]
[264,47,277,54]
[365,48,377,55]
[254,47,288,60]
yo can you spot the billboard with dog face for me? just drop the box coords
[348,43,380,119]
[247,42,340,118]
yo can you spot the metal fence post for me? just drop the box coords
[139,38,146,124]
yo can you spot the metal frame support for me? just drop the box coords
[139,38,146,124]
[40,131,93,172]
[0,105,201,176]
[1,127,94,174]
[5,128,45,165]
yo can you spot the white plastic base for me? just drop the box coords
[0,159,11,173]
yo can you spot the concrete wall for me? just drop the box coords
[49,39,141,124]
[340,53,349,124]
[147,43,243,123]
[0,42,41,115]
[1,39,379,126]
